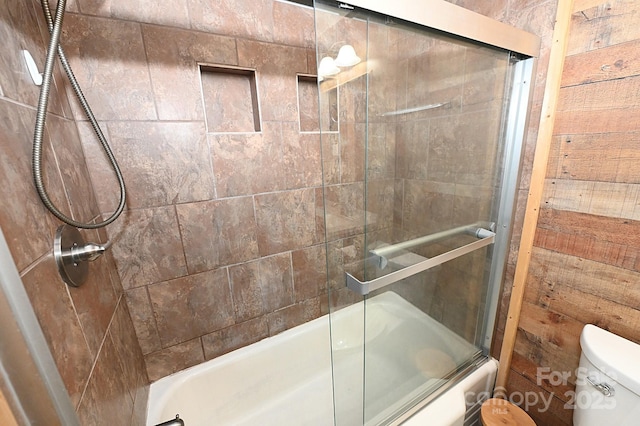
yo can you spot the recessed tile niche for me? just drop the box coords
[297,75,338,132]
[200,65,261,133]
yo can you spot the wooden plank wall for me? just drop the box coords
[507,1,640,425]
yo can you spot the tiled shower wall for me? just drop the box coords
[315,9,510,343]
[52,0,557,388]
[0,0,147,424]
[390,33,509,341]
[59,0,337,381]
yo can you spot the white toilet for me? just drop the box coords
[573,324,640,425]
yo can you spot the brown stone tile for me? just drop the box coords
[339,122,366,183]
[393,179,404,230]
[406,40,466,117]
[0,0,69,115]
[228,253,294,322]
[148,269,235,347]
[77,337,133,425]
[76,0,190,28]
[452,185,494,225]
[326,239,348,291]
[75,120,119,214]
[20,255,93,407]
[292,244,327,302]
[307,48,318,76]
[321,183,366,241]
[187,0,275,42]
[144,338,204,382]
[337,73,368,124]
[447,0,508,20]
[142,24,237,121]
[125,286,162,355]
[201,68,259,133]
[61,14,157,121]
[176,197,259,273]
[267,298,321,336]
[0,101,59,270]
[40,123,74,223]
[506,0,556,38]
[402,180,455,238]
[108,206,188,289]
[209,122,286,197]
[366,179,395,233]
[255,188,320,256]
[298,76,320,132]
[282,122,323,189]
[462,46,508,108]
[237,39,308,122]
[108,298,148,403]
[96,121,214,210]
[455,109,502,186]
[367,25,399,122]
[67,228,119,356]
[396,119,430,180]
[273,0,315,48]
[259,252,294,312]
[229,260,264,322]
[321,132,341,185]
[130,383,150,426]
[202,316,269,360]
[47,0,80,13]
[327,286,362,313]
[102,246,125,297]
[337,234,366,281]
[428,115,463,183]
[391,24,433,64]
[319,86,339,132]
[367,123,396,180]
[311,7,338,53]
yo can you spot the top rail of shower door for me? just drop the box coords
[346,223,495,296]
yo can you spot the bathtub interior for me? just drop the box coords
[332,292,481,425]
[147,291,482,426]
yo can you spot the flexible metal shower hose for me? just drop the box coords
[33,0,126,229]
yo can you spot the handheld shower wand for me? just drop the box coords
[34,0,127,286]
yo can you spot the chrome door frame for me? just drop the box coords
[340,0,540,57]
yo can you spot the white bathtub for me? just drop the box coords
[147,292,497,426]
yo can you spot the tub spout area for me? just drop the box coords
[156,414,185,426]
[155,414,185,426]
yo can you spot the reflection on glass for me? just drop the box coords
[314,1,516,424]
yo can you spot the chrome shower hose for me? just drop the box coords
[33,0,126,229]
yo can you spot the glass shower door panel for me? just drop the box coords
[314,1,517,424]
[362,19,513,425]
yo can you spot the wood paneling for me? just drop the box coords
[546,133,640,183]
[506,0,640,423]
[538,208,640,246]
[495,0,575,392]
[555,106,640,134]
[562,39,640,86]
[567,0,640,56]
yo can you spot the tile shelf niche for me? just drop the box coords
[200,65,261,133]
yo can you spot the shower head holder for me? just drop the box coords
[54,225,107,287]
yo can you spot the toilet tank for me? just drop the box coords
[573,325,640,426]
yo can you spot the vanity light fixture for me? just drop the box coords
[318,56,341,79]
[334,44,361,67]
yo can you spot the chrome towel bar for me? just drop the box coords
[346,225,495,296]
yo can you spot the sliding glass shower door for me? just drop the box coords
[313,1,536,424]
